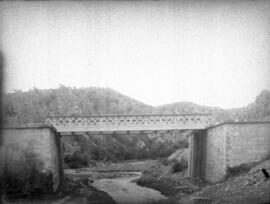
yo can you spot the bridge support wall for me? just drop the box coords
[190,122,270,183]
[188,130,207,179]
[0,125,63,191]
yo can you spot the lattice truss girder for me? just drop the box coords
[46,114,215,132]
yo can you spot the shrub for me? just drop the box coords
[226,163,255,178]
[171,159,188,173]
[64,151,89,169]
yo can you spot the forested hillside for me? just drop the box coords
[3,86,270,166]
[3,86,154,124]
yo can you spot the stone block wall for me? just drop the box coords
[225,122,270,168]
[204,125,226,183]
[0,125,63,191]
[203,122,270,183]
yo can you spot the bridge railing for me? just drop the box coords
[45,114,216,132]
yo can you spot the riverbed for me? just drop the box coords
[65,160,167,203]
[92,172,166,204]
[2,161,167,204]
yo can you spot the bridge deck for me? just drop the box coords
[45,114,215,133]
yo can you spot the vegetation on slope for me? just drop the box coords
[3,85,154,124]
[62,133,188,168]
[136,155,193,197]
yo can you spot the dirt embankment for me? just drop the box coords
[136,158,270,204]
[181,159,270,204]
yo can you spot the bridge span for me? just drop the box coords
[45,114,215,134]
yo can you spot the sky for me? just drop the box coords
[0,0,270,109]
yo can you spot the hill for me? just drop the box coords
[3,86,270,124]
[226,89,270,121]
[3,85,154,124]
[154,101,227,122]
[154,89,270,122]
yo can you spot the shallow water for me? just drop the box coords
[92,173,166,204]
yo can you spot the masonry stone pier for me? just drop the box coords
[189,121,270,183]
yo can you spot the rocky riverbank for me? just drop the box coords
[180,159,270,204]
[136,158,270,204]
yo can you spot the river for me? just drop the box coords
[92,172,166,204]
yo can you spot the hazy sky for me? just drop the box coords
[1,1,270,109]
